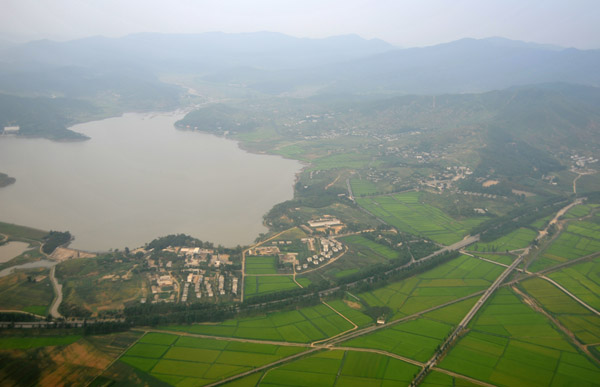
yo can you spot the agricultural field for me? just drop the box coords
[439,287,600,386]
[274,144,310,161]
[356,192,482,245]
[244,276,301,298]
[564,204,598,219]
[340,235,399,260]
[260,349,420,386]
[324,299,373,328]
[220,372,264,386]
[357,254,503,320]
[520,278,600,345]
[547,256,600,310]
[119,332,306,386]
[160,302,370,343]
[421,371,480,387]
[245,256,278,275]
[0,335,81,349]
[577,174,600,194]
[343,297,477,362]
[350,178,380,197]
[530,215,552,230]
[529,220,600,272]
[469,252,515,266]
[310,152,381,171]
[468,227,536,252]
[0,331,141,386]
[0,269,53,315]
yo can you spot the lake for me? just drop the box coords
[0,259,56,278]
[0,241,32,263]
[0,112,301,251]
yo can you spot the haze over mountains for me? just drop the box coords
[1,31,600,154]
[1,32,600,98]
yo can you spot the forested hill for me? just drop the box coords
[355,83,600,176]
[2,33,600,141]
[0,94,98,140]
[2,34,600,98]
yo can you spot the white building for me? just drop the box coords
[3,126,19,134]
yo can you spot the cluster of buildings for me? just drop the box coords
[305,216,344,234]
[457,191,499,199]
[362,168,404,187]
[149,272,177,303]
[144,245,239,303]
[181,272,238,302]
[571,154,598,170]
[420,166,473,192]
[296,237,344,272]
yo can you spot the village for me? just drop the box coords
[144,245,240,304]
[247,234,345,273]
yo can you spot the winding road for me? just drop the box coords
[49,265,63,319]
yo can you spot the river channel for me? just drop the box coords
[0,112,301,251]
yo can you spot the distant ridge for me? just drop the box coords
[0,33,599,97]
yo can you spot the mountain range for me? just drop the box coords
[1,32,599,97]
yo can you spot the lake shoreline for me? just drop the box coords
[0,111,302,252]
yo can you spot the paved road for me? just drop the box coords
[411,247,529,385]
[346,178,354,201]
[326,291,484,346]
[49,265,63,319]
[540,274,600,316]
[317,234,480,299]
[332,346,424,367]
[136,328,311,348]
[475,251,600,317]
[410,198,584,385]
[203,347,322,387]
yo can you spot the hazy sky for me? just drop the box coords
[2,0,599,48]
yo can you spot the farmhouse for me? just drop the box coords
[248,246,280,256]
[157,275,173,287]
[308,217,342,228]
[3,125,19,134]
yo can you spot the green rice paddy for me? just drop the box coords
[470,252,515,266]
[261,350,419,386]
[421,371,480,387]
[160,303,369,343]
[350,178,379,197]
[468,227,536,252]
[547,256,600,310]
[244,276,301,298]
[310,153,380,171]
[340,235,399,260]
[343,297,477,362]
[120,332,306,386]
[0,335,81,349]
[245,256,278,275]
[356,192,483,245]
[521,278,600,345]
[438,287,600,386]
[529,220,600,272]
[357,255,503,319]
[564,204,598,219]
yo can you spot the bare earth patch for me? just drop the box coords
[482,179,499,187]
[51,247,96,261]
